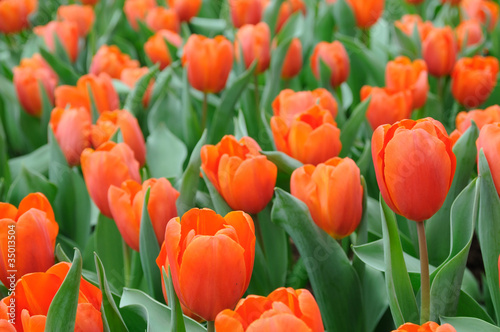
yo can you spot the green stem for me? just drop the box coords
[122,239,131,288]
[254,74,260,112]
[207,321,215,332]
[202,92,208,131]
[252,213,265,256]
[417,221,430,324]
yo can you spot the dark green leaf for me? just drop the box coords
[332,0,356,37]
[6,167,57,206]
[39,47,79,85]
[260,151,302,175]
[164,268,186,332]
[456,290,495,324]
[201,169,231,216]
[146,123,187,179]
[440,316,500,332]
[339,97,370,157]
[124,65,159,115]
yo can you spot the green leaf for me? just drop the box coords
[0,118,11,188]
[146,123,187,179]
[201,169,232,216]
[163,268,186,332]
[394,26,419,59]
[189,17,227,37]
[332,0,356,37]
[440,316,500,332]
[55,243,71,263]
[39,47,79,85]
[456,290,495,324]
[6,167,57,206]
[180,65,200,150]
[124,65,159,115]
[262,0,285,36]
[260,151,302,175]
[150,66,174,106]
[39,80,53,137]
[339,97,371,158]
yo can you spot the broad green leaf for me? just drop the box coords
[39,81,53,139]
[0,75,28,154]
[190,17,226,36]
[260,151,302,175]
[39,47,79,85]
[201,169,231,216]
[332,0,356,37]
[124,65,159,115]
[150,66,173,106]
[0,119,10,188]
[440,316,500,332]
[339,97,371,158]
[180,65,200,150]
[6,167,57,206]
[146,123,187,179]
[262,0,285,36]
[394,26,419,59]
[164,268,186,332]
[362,266,389,332]
[456,290,495,324]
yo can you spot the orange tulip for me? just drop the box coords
[123,0,157,30]
[275,0,306,33]
[0,193,58,287]
[462,0,499,31]
[215,287,324,331]
[182,34,234,93]
[161,208,255,321]
[82,0,99,4]
[145,7,180,32]
[271,105,342,165]
[386,56,429,109]
[108,178,179,251]
[168,0,202,22]
[281,38,303,80]
[230,0,262,28]
[346,0,384,28]
[310,41,350,88]
[361,86,413,130]
[456,20,484,50]
[144,30,183,70]
[0,262,103,332]
[422,26,457,77]
[455,105,500,134]
[81,142,141,218]
[451,56,499,108]
[91,109,146,166]
[13,54,58,117]
[395,14,433,41]
[476,123,500,195]
[50,107,92,166]
[0,0,36,34]
[393,322,456,332]
[291,157,363,239]
[235,22,271,74]
[372,118,456,221]
[34,21,79,62]
[201,135,277,214]
[121,67,155,108]
[57,4,95,37]
[90,45,140,79]
[272,88,338,125]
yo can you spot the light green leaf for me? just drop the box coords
[146,123,187,179]
[440,316,500,332]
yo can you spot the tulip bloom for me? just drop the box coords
[372,118,456,221]
[476,123,500,195]
[393,322,456,332]
[182,35,234,93]
[90,45,140,79]
[57,4,95,37]
[145,30,183,70]
[451,56,499,108]
[50,107,92,166]
[462,0,499,31]
[346,0,384,28]
[81,142,141,218]
[168,0,202,22]
[386,56,429,109]
[13,54,58,117]
[91,109,146,166]
[455,105,500,134]
[0,0,36,34]
[291,157,363,239]
[272,88,338,125]
[34,21,79,62]
[215,287,324,331]
[145,7,180,32]
[82,0,99,4]
[361,86,413,130]
[395,15,433,41]
[422,27,457,77]
[456,20,484,50]
[271,105,342,165]
[281,38,303,80]
[230,0,262,28]
[108,178,179,251]
[275,0,307,33]
[0,193,58,287]
[235,22,271,74]
[121,67,155,108]
[310,41,350,88]
[124,0,157,30]
[201,135,277,214]
[0,262,103,332]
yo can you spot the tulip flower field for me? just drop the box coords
[2,0,500,331]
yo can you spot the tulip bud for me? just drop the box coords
[395,14,433,41]
[57,4,95,37]
[345,0,385,28]
[455,105,500,135]
[145,7,180,32]
[275,0,306,33]
[235,22,271,74]
[34,21,79,62]
[121,67,155,108]
[82,0,99,5]
[145,30,183,70]
[281,38,303,80]
[372,118,456,221]
[422,26,457,77]
[90,45,140,79]
[168,0,202,22]
[124,0,157,30]
[386,56,429,109]
[229,0,263,28]
[461,0,499,31]
[310,41,350,88]
[393,322,457,332]
[0,0,36,34]
[476,123,500,196]
[456,20,484,50]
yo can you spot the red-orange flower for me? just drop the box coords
[168,0,202,22]
[121,67,155,108]
[123,0,157,30]
[476,123,500,195]
[0,0,37,34]
[81,142,141,218]
[456,19,484,50]
[372,118,456,221]
[361,86,413,130]
[462,0,499,31]
[310,41,350,88]
[90,45,140,79]
[422,26,457,77]
[451,56,499,108]
[215,287,324,331]
[34,21,79,62]
[201,135,277,214]
[145,6,180,32]
[395,14,433,41]
[291,157,363,239]
[393,322,456,332]
[161,208,255,321]
[235,22,271,74]
[57,4,95,37]
[144,30,183,70]
[275,0,306,33]
[346,0,385,28]
[108,178,179,251]
[82,0,99,4]
[455,105,500,134]
[271,105,342,165]
[386,56,429,109]
[281,38,303,80]
[230,0,263,28]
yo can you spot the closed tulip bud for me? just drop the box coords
[235,22,271,74]
[310,41,350,88]
[451,56,499,108]
[462,0,499,31]
[145,7,180,32]
[161,208,255,321]
[281,38,303,80]
[0,262,103,332]
[168,0,202,22]
[455,105,500,135]
[90,45,140,79]
[215,287,324,331]
[393,322,456,332]
[275,0,306,33]
[108,178,179,251]
[91,109,146,166]
[386,56,429,109]
[272,88,338,125]
[422,27,457,77]
[145,30,183,70]
[121,67,154,108]
[57,4,95,37]
[34,21,79,62]
[291,157,363,239]
[271,105,342,165]
[74,73,119,114]
[82,0,99,4]
[13,54,58,117]
[81,142,141,218]
[182,34,234,93]
[361,86,413,130]
[372,118,456,221]
[456,20,484,50]
[50,107,92,166]
[346,0,385,28]
[124,0,157,30]
[0,193,58,287]
[476,123,500,195]
[0,0,36,34]
[395,14,433,41]
[230,0,262,28]
[201,135,277,214]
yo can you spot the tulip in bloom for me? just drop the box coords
[145,30,182,70]
[57,4,95,37]
[182,35,234,93]
[145,7,180,32]
[455,105,500,134]
[81,142,141,218]
[462,0,499,31]
[291,157,363,239]
[82,0,99,4]
[281,38,303,80]
[372,118,456,221]
[229,0,263,28]
[215,287,324,331]
[34,21,79,62]
[121,67,155,108]
[235,22,271,74]
[393,322,456,332]
[161,208,255,321]
[422,26,457,77]
[0,0,37,34]
[275,0,307,33]
[124,0,157,30]
[386,56,429,109]
[50,107,92,166]
[476,123,500,195]
[271,105,342,165]
[13,54,58,117]
[310,41,350,88]
[395,14,433,41]
[456,20,484,50]
[168,0,202,22]
[0,193,58,287]
[201,135,277,214]
[108,178,179,251]
[346,0,385,28]
[361,86,413,130]
[451,56,499,108]
[90,45,140,79]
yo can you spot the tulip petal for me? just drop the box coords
[75,303,103,332]
[246,312,311,332]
